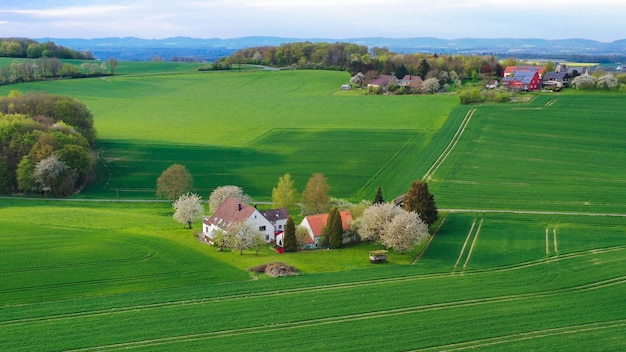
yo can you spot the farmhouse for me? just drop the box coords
[299,210,353,249]
[202,198,283,243]
[399,75,423,89]
[542,71,570,90]
[502,71,541,91]
[259,207,289,244]
[367,75,398,92]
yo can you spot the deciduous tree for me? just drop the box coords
[296,226,309,250]
[16,156,36,192]
[226,221,263,255]
[301,173,330,215]
[597,74,619,90]
[56,144,91,176]
[403,180,438,226]
[156,164,193,200]
[272,173,297,209]
[422,77,441,93]
[358,203,403,242]
[571,75,596,90]
[380,210,429,253]
[108,57,119,74]
[327,207,343,248]
[209,185,252,213]
[283,216,297,252]
[32,154,76,196]
[172,192,204,229]
[251,232,267,256]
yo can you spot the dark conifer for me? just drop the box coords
[374,186,385,204]
[283,216,297,252]
[327,207,343,249]
[403,180,438,225]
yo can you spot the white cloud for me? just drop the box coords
[0,0,623,41]
[1,5,129,18]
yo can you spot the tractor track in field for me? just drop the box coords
[423,108,476,182]
[3,245,624,328]
[415,319,626,351]
[62,275,626,351]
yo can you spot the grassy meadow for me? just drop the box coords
[0,67,458,200]
[1,63,626,350]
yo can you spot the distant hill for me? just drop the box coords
[41,36,626,62]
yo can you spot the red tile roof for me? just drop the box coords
[303,210,353,237]
[205,198,255,229]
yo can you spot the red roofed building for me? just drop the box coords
[503,65,546,79]
[299,210,353,249]
[202,198,277,243]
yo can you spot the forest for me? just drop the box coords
[0,92,95,196]
[223,41,505,82]
[0,38,94,60]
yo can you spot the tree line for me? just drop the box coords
[0,57,118,85]
[0,91,96,196]
[0,38,94,60]
[222,41,503,82]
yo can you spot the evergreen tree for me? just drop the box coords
[374,186,384,204]
[327,207,343,249]
[416,59,431,79]
[403,180,438,226]
[283,216,297,252]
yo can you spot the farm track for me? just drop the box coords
[415,319,626,351]
[0,271,182,295]
[62,274,626,351]
[3,245,623,327]
[0,251,158,275]
[424,108,476,181]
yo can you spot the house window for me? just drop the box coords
[265,235,270,241]
[278,225,283,229]
[259,226,266,231]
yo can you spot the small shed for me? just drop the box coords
[369,250,388,263]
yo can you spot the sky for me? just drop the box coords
[1,1,623,42]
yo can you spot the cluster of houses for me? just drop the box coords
[355,63,594,94]
[362,74,424,93]
[201,198,353,250]
[500,64,591,91]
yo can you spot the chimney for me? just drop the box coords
[238,203,242,211]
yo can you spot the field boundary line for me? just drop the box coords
[545,228,550,255]
[463,217,484,269]
[412,212,449,264]
[441,208,626,218]
[423,108,476,181]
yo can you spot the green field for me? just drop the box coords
[0,68,457,200]
[429,94,626,213]
[1,200,624,351]
[1,65,625,351]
